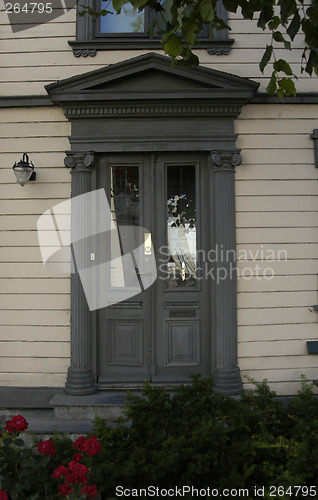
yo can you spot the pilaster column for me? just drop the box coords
[211,150,243,395]
[64,152,96,395]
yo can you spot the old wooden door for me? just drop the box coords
[97,152,211,384]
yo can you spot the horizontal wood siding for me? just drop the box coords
[0,107,71,387]
[0,5,315,95]
[236,104,318,395]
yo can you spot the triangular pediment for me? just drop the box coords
[46,52,259,103]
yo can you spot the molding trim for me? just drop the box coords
[68,39,234,56]
[0,95,53,108]
[251,92,318,104]
[64,104,242,119]
[1,92,318,110]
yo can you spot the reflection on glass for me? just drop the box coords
[110,166,140,288]
[167,165,196,287]
[100,0,144,33]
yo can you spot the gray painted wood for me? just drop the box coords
[64,152,96,395]
[48,53,260,394]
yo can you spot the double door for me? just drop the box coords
[97,152,212,384]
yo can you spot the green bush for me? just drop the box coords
[0,376,318,499]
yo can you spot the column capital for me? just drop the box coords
[211,150,242,172]
[64,151,95,172]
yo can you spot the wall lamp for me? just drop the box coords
[13,153,36,186]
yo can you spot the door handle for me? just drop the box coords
[181,261,186,281]
[144,232,152,255]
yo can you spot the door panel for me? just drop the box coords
[98,152,211,384]
[152,154,210,381]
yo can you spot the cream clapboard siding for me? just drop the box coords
[0,3,318,393]
[235,104,318,395]
[0,3,314,94]
[0,107,71,386]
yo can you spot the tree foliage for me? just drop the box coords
[81,0,318,96]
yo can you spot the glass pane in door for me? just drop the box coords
[110,166,140,288]
[166,165,196,287]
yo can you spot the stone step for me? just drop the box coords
[0,389,135,439]
[50,391,128,421]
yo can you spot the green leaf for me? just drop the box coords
[273,58,293,75]
[164,33,184,56]
[273,31,291,49]
[278,0,297,26]
[112,0,129,12]
[287,10,301,40]
[268,16,281,31]
[182,4,196,18]
[266,71,277,95]
[258,6,274,29]
[277,87,285,99]
[182,20,201,44]
[260,45,273,73]
[278,77,296,95]
[222,0,239,13]
[199,0,215,23]
[130,0,149,8]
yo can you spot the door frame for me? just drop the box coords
[46,53,259,395]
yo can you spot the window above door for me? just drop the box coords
[69,0,234,57]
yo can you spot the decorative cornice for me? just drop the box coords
[211,150,242,172]
[68,39,234,56]
[73,48,97,57]
[64,152,95,173]
[207,46,231,55]
[64,104,242,119]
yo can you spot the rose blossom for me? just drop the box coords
[53,465,68,480]
[82,436,102,456]
[73,436,86,451]
[5,415,28,433]
[38,438,56,457]
[68,461,88,484]
[0,491,9,500]
[58,483,72,496]
[81,484,99,499]
[72,452,83,463]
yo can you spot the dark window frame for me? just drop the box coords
[69,0,234,56]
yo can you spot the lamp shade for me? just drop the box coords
[13,153,35,186]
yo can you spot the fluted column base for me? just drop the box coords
[214,368,243,395]
[65,368,96,396]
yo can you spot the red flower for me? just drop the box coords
[64,472,77,485]
[81,484,99,499]
[73,436,86,451]
[58,483,72,496]
[38,438,56,457]
[53,465,68,479]
[0,491,9,500]
[82,436,102,456]
[67,461,88,484]
[5,415,28,433]
[72,452,83,463]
